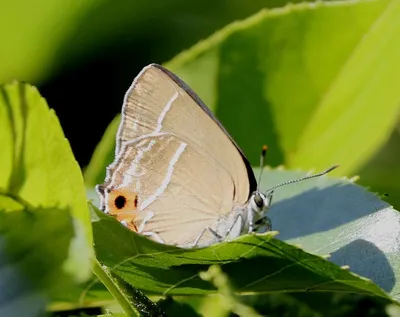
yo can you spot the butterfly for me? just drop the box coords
[96,64,337,248]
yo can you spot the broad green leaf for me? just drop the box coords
[165,0,400,175]
[91,258,165,317]
[0,82,92,290]
[48,281,114,312]
[0,204,75,317]
[91,168,399,301]
[157,297,202,317]
[172,296,231,317]
[288,292,391,317]
[0,0,301,86]
[0,1,95,85]
[84,115,120,188]
[258,168,400,299]
[199,265,264,317]
[356,128,400,210]
[84,0,400,189]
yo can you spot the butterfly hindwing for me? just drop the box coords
[98,64,256,247]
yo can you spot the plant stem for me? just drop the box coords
[0,188,35,211]
[92,259,140,317]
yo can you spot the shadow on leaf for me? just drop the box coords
[330,239,395,293]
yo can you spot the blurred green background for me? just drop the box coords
[4,0,397,208]
[2,1,400,316]
[1,0,301,166]
[2,0,400,204]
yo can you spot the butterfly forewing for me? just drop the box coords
[98,64,256,247]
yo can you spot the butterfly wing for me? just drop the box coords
[98,64,256,247]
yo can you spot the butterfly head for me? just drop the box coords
[245,190,273,233]
[250,190,273,215]
[96,184,139,232]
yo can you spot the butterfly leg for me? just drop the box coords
[253,216,272,233]
[225,214,244,238]
[141,231,165,244]
[192,227,223,248]
[134,211,165,244]
[137,211,155,233]
[120,218,165,243]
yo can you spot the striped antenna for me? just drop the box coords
[257,145,268,191]
[265,165,339,193]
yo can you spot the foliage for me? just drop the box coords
[0,83,92,316]
[1,0,400,316]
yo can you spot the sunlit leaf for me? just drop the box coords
[0,204,75,317]
[91,168,399,302]
[166,0,400,175]
[0,82,93,304]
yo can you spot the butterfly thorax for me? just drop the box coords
[196,191,273,247]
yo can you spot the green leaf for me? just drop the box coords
[92,258,165,317]
[80,2,400,312]
[288,292,391,317]
[0,82,92,292]
[0,0,301,86]
[91,168,399,302]
[0,204,76,317]
[0,1,95,85]
[48,280,115,313]
[200,265,264,317]
[356,128,400,211]
[165,0,400,175]
[259,168,400,299]
[157,297,204,317]
[84,115,120,188]
[0,81,92,248]
[84,0,400,189]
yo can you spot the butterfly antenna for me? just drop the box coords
[265,164,340,193]
[257,145,268,192]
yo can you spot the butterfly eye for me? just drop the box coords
[114,195,127,209]
[254,193,264,208]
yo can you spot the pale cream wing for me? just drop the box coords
[116,64,256,204]
[100,64,256,246]
[106,133,239,246]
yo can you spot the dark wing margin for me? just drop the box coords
[152,63,257,197]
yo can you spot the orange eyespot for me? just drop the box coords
[114,195,127,209]
[106,188,139,232]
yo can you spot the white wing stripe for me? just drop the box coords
[156,91,178,133]
[120,139,156,190]
[139,142,187,211]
